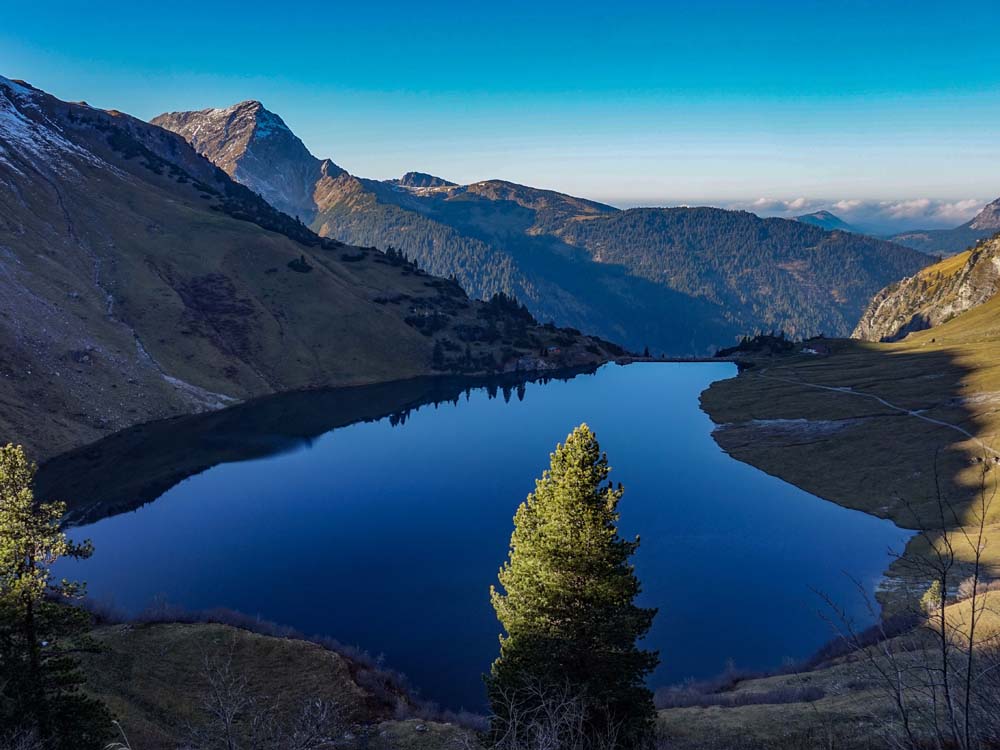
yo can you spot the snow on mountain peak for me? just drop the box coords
[0,77,107,175]
[0,76,35,99]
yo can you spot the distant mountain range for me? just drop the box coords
[792,203,1000,258]
[794,210,860,234]
[154,103,931,354]
[887,198,1000,256]
[0,78,615,459]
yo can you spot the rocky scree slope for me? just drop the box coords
[853,232,1000,342]
[154,102,931,355]
[0,77,615,461]
[152,100,346,222]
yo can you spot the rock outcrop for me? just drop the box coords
[152,101,346,222]
[853,234,1000,341]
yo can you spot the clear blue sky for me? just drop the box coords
[3,0,999,226]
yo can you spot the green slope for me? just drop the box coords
[0,77,617,460]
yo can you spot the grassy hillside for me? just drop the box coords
[79,622,470,750]
[0,77,617,461]
[82,600,1000,749]
[155,103,930,355]
[684,238,1000,746]
[854,233,1000,342]
[658,589,1000,749]
[702,295,1000,605]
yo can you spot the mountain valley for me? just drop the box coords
[155,102,931,355]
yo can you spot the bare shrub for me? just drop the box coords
[956,576,1000,602]
[182,640,348,750]
[0,729,44,750]
[466,679,631,750]
[820,452,1000,750]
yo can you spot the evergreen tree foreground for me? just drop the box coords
[0,444,111,749]
[489,424,659,748]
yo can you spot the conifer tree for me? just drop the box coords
[489,425,658,747]
[0,444,110,749]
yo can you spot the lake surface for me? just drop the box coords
[54,363,907,709]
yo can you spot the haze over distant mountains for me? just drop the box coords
[794,210,860,234]
[741,197,999,256]
[887,197,1000,256]
[154,102,932,354]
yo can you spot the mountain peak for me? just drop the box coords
[393,171,456,189]
[968,197,1000,231]
[795,210,857,233]
[0,75,36,99]
[153,101,343,222]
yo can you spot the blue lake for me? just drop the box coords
[54,363,907,709]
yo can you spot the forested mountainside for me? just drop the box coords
[554,207,930,345]
[853,232,1000,341]
[155,102,931,354]
[0,77,616,460]
[889,197,1000,256]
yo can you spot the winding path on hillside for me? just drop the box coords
[755,370,1000,459]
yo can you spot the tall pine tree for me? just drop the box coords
[489,424,658,747]
[0,444,111,749]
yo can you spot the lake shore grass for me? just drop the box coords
[700,321,1000,610]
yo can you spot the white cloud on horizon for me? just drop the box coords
[728,197,986,233]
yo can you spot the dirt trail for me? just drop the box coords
[756,370,1000,459]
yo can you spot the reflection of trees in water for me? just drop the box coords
[387,375,559,427]
[41,368,597,526]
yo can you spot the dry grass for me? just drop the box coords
[658,591,1000,749]
[79,622,472,750]
[702,310,1000,607]
[683,296,1000,746]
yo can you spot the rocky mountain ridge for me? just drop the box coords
[0,78,616,460]
[153,101,346,222]
[969,196,1000,231]
[154,101,931,354]
[853,233,1000,341]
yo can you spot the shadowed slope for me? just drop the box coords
[703,310,1000,607]
[0,77,616,460]
[155,102,930,354]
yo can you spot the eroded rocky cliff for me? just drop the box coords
[853,233,1000,341]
